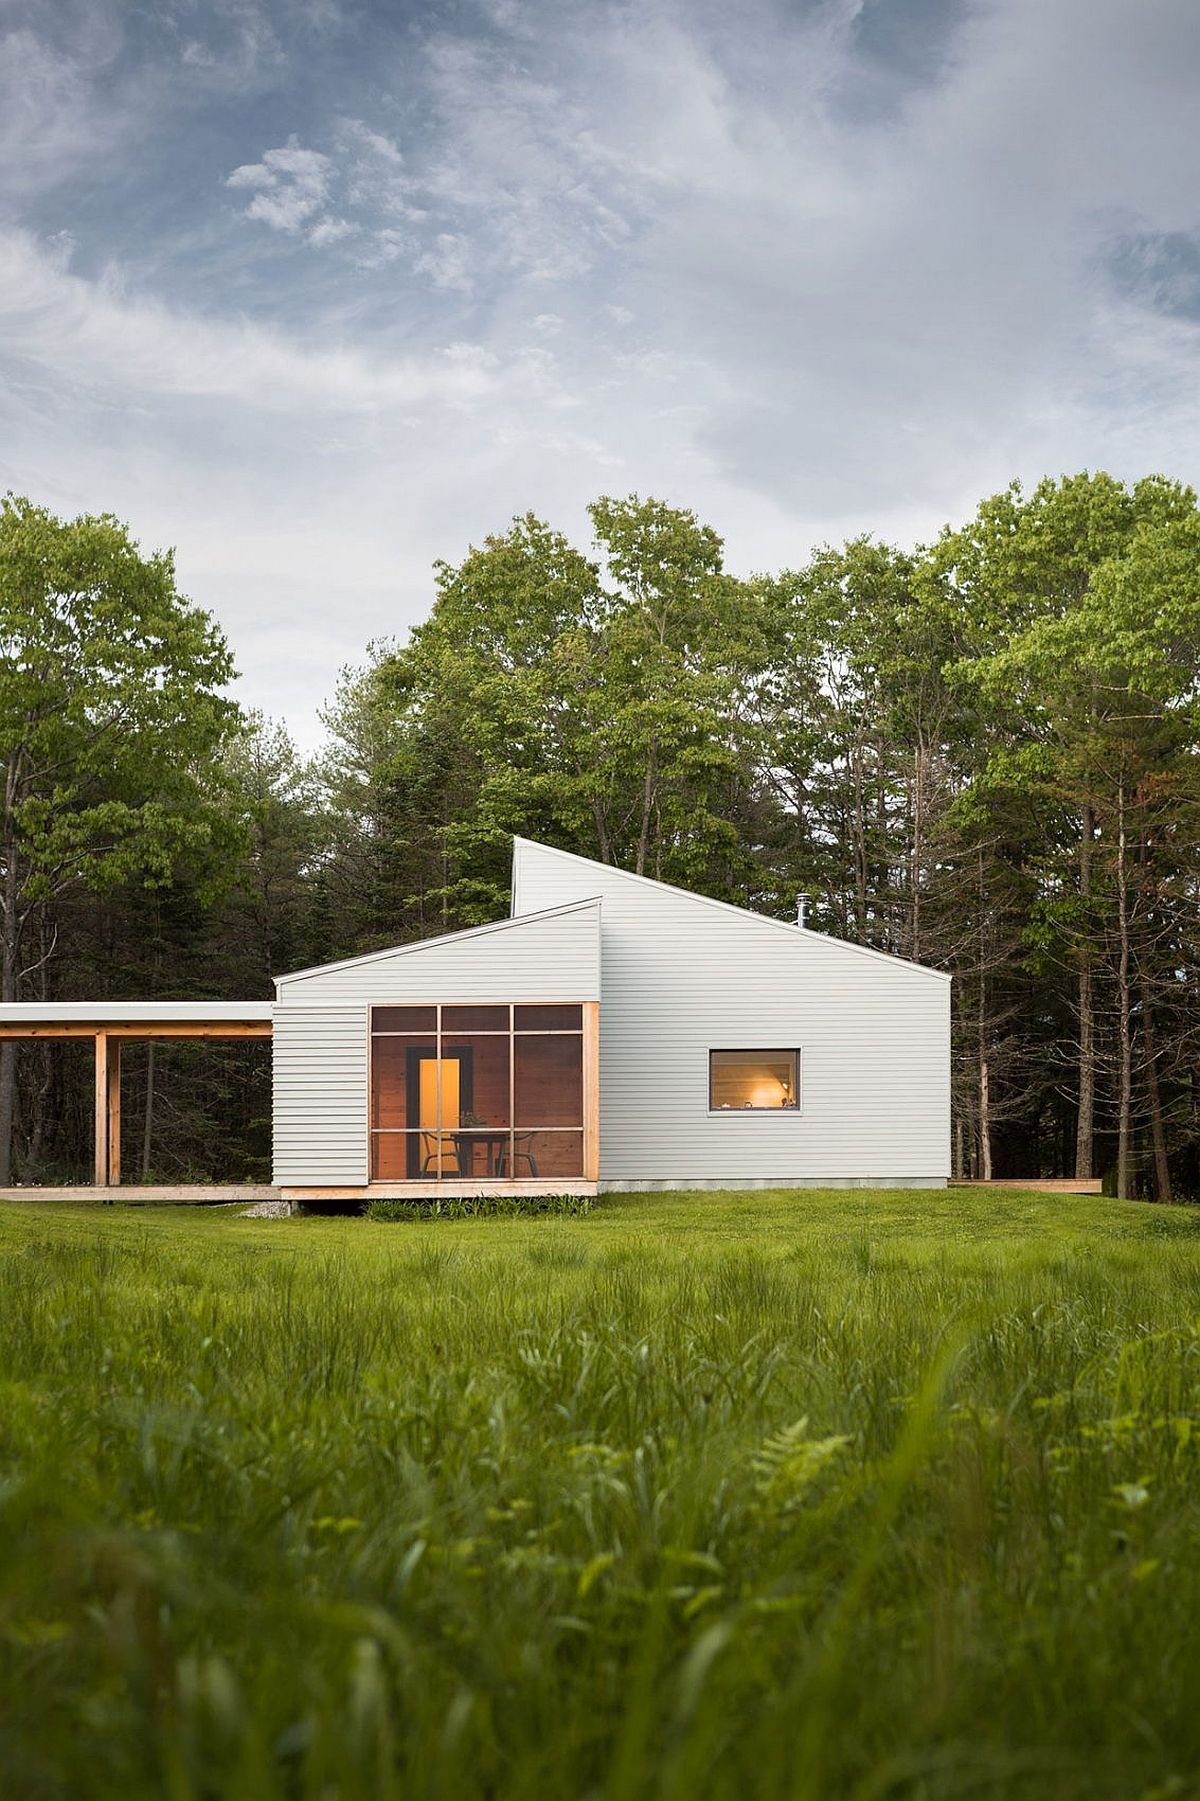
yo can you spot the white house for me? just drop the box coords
[272,837,951,1198]
[0,837,951,1197]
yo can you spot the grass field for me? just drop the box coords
[3,1188,1200,1801]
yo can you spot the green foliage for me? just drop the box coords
[0,494,243,912]
[363,1191,596,1220]
[0,495,251,1182]
[4,1188,1200,1798]
[334,495,764,933]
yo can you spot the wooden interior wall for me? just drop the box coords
[514,1037,582,1126]
[369,1021,586,1179]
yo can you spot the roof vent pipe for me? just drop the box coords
[796,893,809,930]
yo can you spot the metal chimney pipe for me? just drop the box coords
[796,893,809,930]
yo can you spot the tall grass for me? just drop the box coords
[2,1188,1200,1799]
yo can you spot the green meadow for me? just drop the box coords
[2,1189,1200,1801]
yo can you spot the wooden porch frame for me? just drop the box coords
[0,1019,272,1191]
[583,1000,600,1183]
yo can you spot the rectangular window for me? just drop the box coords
[709,1049,800,1112]
[370,1003,586,1180]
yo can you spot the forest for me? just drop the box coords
[2,470,1198,1198]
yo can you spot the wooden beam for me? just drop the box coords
[582,1000,600,1183]
[108,1023,272,1039]
[94,1031,108,1188]
[0,1025,111,1040]
[107,1038,121,1187]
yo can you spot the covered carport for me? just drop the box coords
[0,1002,273,1193]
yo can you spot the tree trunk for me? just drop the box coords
[979,1053,993,1183]
[0,1046,14,1187]
[977,928,993,1184]
[635,739,658,877]
[908,742,923,963]
[1140,975,1172,1203]
[1074,803,1095,1180]
[0,761,21,1185]
[592,800,612,865]
[141,1042,156,1182]
[975,844,993,1183]
[850,743,868,943]
[1115,780,1133,1200]
[26,918,53,1169]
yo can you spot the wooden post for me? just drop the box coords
[107,1038,121,1187]
[94,1031,109,1190]
[583,1001,600,1183]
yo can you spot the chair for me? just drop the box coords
[497,1132,539,1177]
[418,1131,460,1176]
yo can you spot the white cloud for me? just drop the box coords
[336,118,404,166]
[414,231,474,292]
[0,229,499,412]
[0,17,129,201]
[174,0,284,91]
[227,136,333,235]
[307,215,354,247]
[5,0,1200,743]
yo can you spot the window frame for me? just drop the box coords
[707,1047,803,1116]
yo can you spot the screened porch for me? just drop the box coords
[369,1002,598,1184]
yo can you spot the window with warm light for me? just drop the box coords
[709,1049,800,1111]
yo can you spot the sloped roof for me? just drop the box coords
[275,895,602,989]
[511,837,951,984]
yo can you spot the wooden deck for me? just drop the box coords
[0,1184,281,1206]
[1,1178,1106,1206]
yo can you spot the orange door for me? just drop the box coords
[418,1056,461,1173]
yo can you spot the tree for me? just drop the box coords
[584,495,764,893]
[933,473,1198,1184]
[0,497,241,1182]
[335,498,766,932]
[956,485,1200,1195]
[218,713,324,985]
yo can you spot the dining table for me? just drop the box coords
[452,1130,539,1178]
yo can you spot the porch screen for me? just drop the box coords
[371,1003,584,1180]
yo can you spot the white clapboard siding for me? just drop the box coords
[271,900,601,1185]
[272,1005,370,1185]
[512,839,951,1187]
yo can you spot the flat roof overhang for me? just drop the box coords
[0,1002,272,1040]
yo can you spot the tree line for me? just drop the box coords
[3,474,1199,1196]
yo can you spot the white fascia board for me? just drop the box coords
[0,1001,273,1022]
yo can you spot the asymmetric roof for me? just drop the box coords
[510,837,953,983]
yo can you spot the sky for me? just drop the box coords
[2,0,1200,745]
